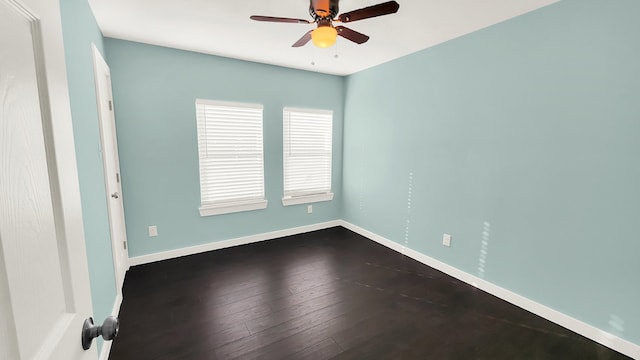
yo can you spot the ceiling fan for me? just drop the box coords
[250,0,400,48]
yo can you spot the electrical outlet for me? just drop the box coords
[307,205,313,214]
[149,225,158,237]
[442,233,451,247]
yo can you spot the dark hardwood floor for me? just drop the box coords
[109,227,630,359]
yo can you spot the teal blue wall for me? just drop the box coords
[59,0,116,352]
[103,39,344,257]
[342,0,640,345]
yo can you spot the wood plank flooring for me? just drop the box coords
[108,227,630,359]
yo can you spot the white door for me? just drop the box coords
[92,45,129,292]
[0,0,98,359]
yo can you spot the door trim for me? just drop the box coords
[91,43,129,293]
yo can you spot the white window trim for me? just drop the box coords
[199,199,268,217]
[195,99,267,216]
[281,192,333,206]
[282,107,333,207]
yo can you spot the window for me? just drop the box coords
[282,107,333,206]
[195,99,267,216]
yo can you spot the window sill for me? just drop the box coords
[282,193,333,206]
[199,199,268,216]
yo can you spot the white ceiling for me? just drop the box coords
[88,0,559,76]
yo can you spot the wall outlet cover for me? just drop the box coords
[443,233,451,247]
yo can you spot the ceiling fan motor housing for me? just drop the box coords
[309,0,339,20]
[250,1,399,47]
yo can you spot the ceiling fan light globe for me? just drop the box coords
[311,26,337,48]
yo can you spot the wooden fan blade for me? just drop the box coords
[335,26,370,44]
[337,1,399,23]
[250,15,312,24]
[292,30,314,47]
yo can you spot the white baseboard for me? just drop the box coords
[98,290,123,360]
[338,220,640,359]
[128,220,342,266]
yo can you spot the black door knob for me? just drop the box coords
[82,316,119,350]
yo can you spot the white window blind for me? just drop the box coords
[282,107,333,206]
[195,99,267,216]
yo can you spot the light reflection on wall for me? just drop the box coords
[596,314,626,349]
[608,314,625,333]
[402,171,414,255]
[477,221,491,279]
[359,176,364,212]
[358,139,366,212]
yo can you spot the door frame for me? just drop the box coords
[91,44,129,293]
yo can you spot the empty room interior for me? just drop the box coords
[5,0,639,359]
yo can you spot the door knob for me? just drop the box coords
[111,192,119,199]
[82,316,119,350]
